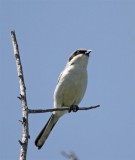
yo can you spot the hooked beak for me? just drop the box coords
[85,50,92,56]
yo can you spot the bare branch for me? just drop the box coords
[11,31,29,160]
[28,105,100,114]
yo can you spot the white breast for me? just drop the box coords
[54,64,87,109]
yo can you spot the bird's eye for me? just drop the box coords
[74,50,79,55]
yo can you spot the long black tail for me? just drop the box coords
[35,114,59,149]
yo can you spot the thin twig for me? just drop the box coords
[28,105,100,114]
[62,151,78,160]
[11,31,29,160]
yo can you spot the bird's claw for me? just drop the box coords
[69,105,79,113]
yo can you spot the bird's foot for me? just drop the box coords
[69,105,79,113]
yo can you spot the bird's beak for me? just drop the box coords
[85,50,92,56]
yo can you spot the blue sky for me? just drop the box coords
[0,0,135,160]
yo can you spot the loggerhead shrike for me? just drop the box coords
[35,49,91,149]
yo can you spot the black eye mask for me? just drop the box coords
[68,49,88,62]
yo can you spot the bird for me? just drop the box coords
[35,49,92,149]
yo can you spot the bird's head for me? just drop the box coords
[68,49,92,68]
